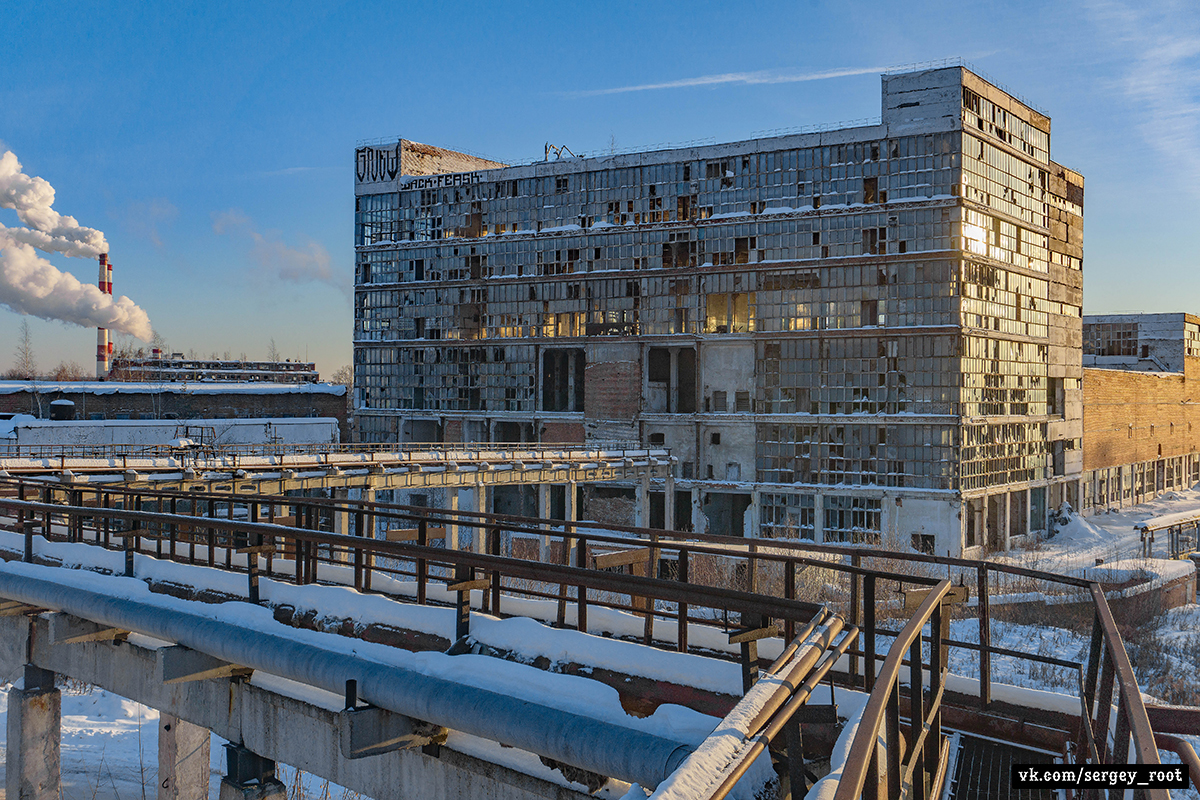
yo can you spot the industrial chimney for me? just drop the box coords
[96,253,112,378]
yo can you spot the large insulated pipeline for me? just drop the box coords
[0,565,692,787]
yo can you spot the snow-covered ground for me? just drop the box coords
[995,486,1200,574]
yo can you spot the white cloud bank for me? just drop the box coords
[0,150,152,340]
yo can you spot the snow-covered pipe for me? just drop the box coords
[0,566,692,787]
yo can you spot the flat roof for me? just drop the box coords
[0,381,346,396]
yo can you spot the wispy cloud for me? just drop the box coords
[568,65,889,97]
[115,197,178,247]
[253,166,322,178]
[1083,0,1200,190]
[212,209,350,299]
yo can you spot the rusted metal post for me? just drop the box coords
[417,517,428,605]
[676,548,689,652]
[886,683,901,799]
[977,564,991,706]
[784,560,797,644]
[1095,651,1116,763]
[576,536,588,632]
[864,574,877,692]
[850,553,861,686]
[353,509,364,592]
[909,634,926,799]
[643,532,659,645]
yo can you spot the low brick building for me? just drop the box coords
[1082,313,1200,511]
[0,381,349,440]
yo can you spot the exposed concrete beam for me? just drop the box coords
[48,612,129,645]
[158,645,253,684]
[340,705,448,759]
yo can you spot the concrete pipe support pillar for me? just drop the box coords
[636,471,650,528]
[6,664,61,800]
[218,743,286,800]
[158,713,211,800]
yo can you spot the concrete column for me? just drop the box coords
[331,488,350,562]
[691,488,705,535]
[565,480,578,565]
[472,483,488,555]
[1000,492,1012,551]
[447,488,460,551]
[6,665,61,800]
[669,348,680,413]
[636,471,650,528]
[566,352,577,412]
[664,471,676,532]
[813,493,825,544]
[748,489,761,539]
[538,484,551,560]
[158,713,210,800]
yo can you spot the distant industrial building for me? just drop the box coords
[1082,313,1200,511]
[109,354,320,384]
[0,381,348,440]
[353,65,1085,556]
[1,415,340,450]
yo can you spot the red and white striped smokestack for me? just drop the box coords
[96,253,109,378]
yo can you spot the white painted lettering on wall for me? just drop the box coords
[356,146,401,183]
[399,172,484,190]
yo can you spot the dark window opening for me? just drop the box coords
[541,349,585,412]
[863,176,878,204]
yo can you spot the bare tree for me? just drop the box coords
[331,363,354,422]
[50,361,88,381]
[9,319,37,379]
[267,338,280,362]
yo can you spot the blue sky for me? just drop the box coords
[1,0,1197,378]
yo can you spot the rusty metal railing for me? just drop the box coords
[833,580,953,800]
[1076,584,1170,800]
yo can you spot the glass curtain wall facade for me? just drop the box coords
[353,66,1084,556]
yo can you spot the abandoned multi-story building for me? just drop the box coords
[353,65,1085,556]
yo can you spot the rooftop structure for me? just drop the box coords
[109,355,320,384]
[1083,312,1200,373]
[0,380,349,438]
[352,66,1086,556]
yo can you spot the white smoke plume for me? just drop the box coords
[0,149,152,340]
[0,239,153,340]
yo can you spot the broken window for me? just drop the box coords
[862,227,886,255]
[705,292,754,333]
[863,176,878,204]
[861,300,878,327]
[823,496,881,543]
[541,349,585,411]
[711,391,727,413]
